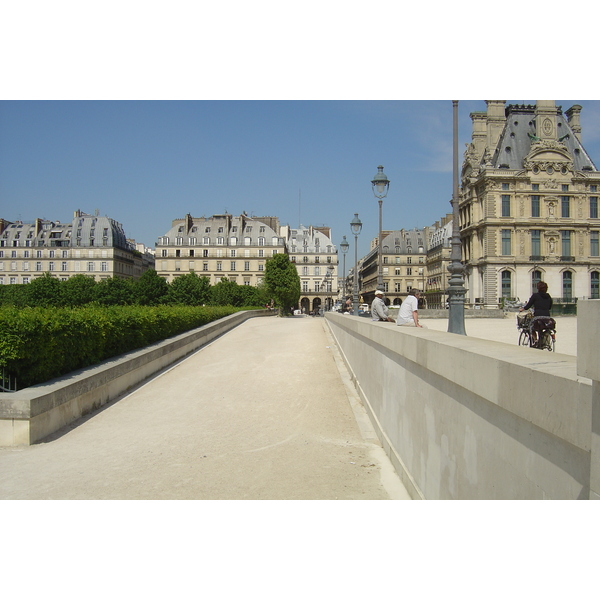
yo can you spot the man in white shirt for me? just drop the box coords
[396,289,426,327]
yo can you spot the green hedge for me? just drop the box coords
[0,305,243,390]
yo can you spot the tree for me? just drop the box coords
[93,276,134,306]
[25,272,62,307]
[209,278,245,307]
[167,272,211,305]
[61,274,97,306]
[263,253,300,316]
[131,269,169,305]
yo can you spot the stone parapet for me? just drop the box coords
[326,311,593,499]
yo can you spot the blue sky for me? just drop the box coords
[2,99,600,259]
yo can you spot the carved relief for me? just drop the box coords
[578,198,584,218]
[543,178,559,189]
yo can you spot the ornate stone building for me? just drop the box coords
[156,214,339,311]
[426,214,453,309]
[155,213,286,286]
[359,228,429,306]
[287,225,338,313]
[460,101,600,307]
[0,209,149,284]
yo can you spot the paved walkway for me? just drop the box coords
[425,314,577,356]
[0,316,411,500]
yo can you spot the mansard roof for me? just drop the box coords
[491,104,597,172]
[381,228,428,254]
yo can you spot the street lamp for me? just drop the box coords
[340,235,349,298]
[371,165,390,291]
[447,100,467,335]
[350,213,362,315]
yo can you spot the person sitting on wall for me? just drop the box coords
[396,289,426,328]
[371,290,394,322]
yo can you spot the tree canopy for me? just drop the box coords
[263,253,300,316]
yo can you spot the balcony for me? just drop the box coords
[529,256,545,261]
[560,256,575,262]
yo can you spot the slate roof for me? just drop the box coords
[491,104,598,171]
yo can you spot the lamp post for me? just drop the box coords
[350,213,362,315]
[447,100,467,335]
[340,235,349,299]
[371,165,390,291]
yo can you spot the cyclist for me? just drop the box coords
[519,281,553,347]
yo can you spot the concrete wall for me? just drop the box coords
[326,303,599,500]
[0,310,273,446]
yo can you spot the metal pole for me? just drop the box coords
[353,233,359,315]
[378,198,383,289]
[447,100,467,335]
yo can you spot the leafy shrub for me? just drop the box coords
[0,305,241,390]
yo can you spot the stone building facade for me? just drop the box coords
[287,225,338,313]
[155,213,286,286]
[0,209,150,284]
[156,214,339,311]
[460,101,600,307]
[359,228,429,306]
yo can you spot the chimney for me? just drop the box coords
[470,111,487,161]
[485,101,506,152]
[565,104,583,142]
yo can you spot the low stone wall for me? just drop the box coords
[0,309,273,446]
[326,303,599,500]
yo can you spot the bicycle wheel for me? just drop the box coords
[518,330,530,346]
[541,332,555,351]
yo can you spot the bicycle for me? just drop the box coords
[517,311,556,351]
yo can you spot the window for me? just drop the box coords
[532,270,542,294]
[302,266,308,276]
[314,267,321,276]
[591,197,598,219]
[501,229,511,255]
[502,183,509,190]
[87,262,95,272]
[36,262,42,271]
[230,249,236,257]
[591,185,598,193]
[561,196,570,218]
[302,281,308,292]
[394,282,402,292]
[531,230,541,256]
[501,195,511,217]
[591,231,599,257]
[203,263,208,271]
[101,262,108,272]
[561,230,571,257]
[562,184,569,192]
[501,270,512,298]
[592,272,599,299]
[531,195,540,217]
[61,262,68,271]
[258,264,264,271]
[230,262,236,271]
[532,184,539,191]
[562,271,573,301]
[258,237,265,246]
[244,261,250,271]
[216,261,222,271]
[406,267,412,275]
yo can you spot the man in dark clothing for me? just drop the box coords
[520,281,554,347]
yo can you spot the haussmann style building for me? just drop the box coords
[155,213,339,312]
[0,209,153,285]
